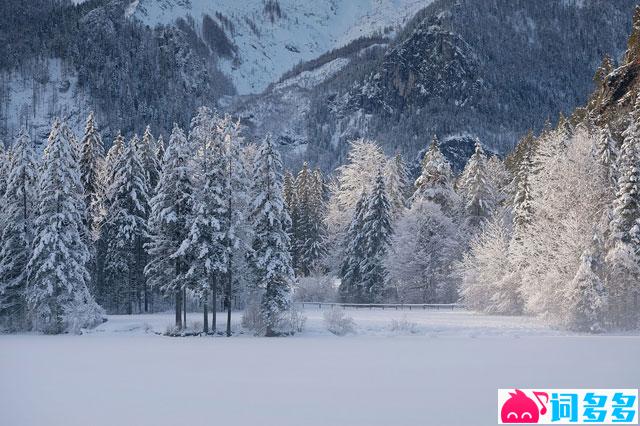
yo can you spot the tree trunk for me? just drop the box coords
[203,292,209,334]
[226,270,232,337]
[183,287,187,327]
[211,273,217,333]
[175,290,182,330]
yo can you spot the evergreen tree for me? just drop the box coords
[26,119,104,334]
[103,136,150,314]
[458,140,494,225]
[293,162,312,275]
[140,125,161,194]
[512,147,534,241]
[605,113,640,328]
[79,111,106,240]
[0,130,37,330]
[104,132,125,188]
[384,153,409,219]
[568,246,606,332]
[597,125,619,188]
[250,134,294,336]
[219,114,250,336]
[178,107,226,333]
[339,192,368,303]
[359,171,393,302]
[145,124,195,330]
[414,135,458,212]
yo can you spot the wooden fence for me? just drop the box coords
[296,302,465,311]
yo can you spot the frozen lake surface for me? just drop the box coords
[1,307,638,426]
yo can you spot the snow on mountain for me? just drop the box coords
[131,0,431,94]
[1,58,91,147]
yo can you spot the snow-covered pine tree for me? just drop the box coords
[605,112,640,329]
[414,135,459,212]
[0,130,38,330]
[79,111,106,240]
[145,124,195,330]
[304,167,328,272]
[384,153,410,219]
[104,132,125,188]
[293,162,313,276]
[283,170,299,270]
[155,135,165,167]
[567,246,606,332]
[102,135,150,314]
[250,134,295,336]
[178,107,226,333]
[218,114,250,336]
[359,171,393,302]
[597,124,619,188]
[26,119,104,334]
[458,140,494,226]
[339,192,368,303]
[140,125,161,194]
[512,146,534,242]
[485,155,511,208]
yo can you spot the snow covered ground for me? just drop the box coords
[1,307,638,426]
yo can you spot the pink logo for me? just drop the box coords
[501,389,548,423]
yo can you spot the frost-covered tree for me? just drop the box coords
[414,136,459,213]
[458,214,522,314]
[519,129,610,326]
[250,134,295,336]
[327,139,387,234]
[102,135,150,314]
[386,198,459,303]
[0,130,38,330]
[358,172,393,302]
[145,124,195,330]
[485,155,512,208]
[26,119,104,334]
[384,153,410,219]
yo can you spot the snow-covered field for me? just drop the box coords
[1,307,638,426]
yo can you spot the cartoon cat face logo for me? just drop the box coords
[501,389,548,423]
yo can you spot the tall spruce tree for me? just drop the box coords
[79,111,106,240]
[605,113,640,328]
[145,124,195,330]
[339,192,368,303]
[384,153,409,219]
[26,119,103,334]
[140,125,161,194]
[0,130,38,330]
[359,171,393,302]
[103,136,150,314]
[178,107,226,333]
[458,140,494,226]
[250,134,295,336]
[414,136,458,212]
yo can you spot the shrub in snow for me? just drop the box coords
[242,302,265,335]
[323,307,355,336]
[296,273,337,302]
[389,316,418,334]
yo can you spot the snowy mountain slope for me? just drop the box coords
[131,0,431,94]
[1,59,91,148]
